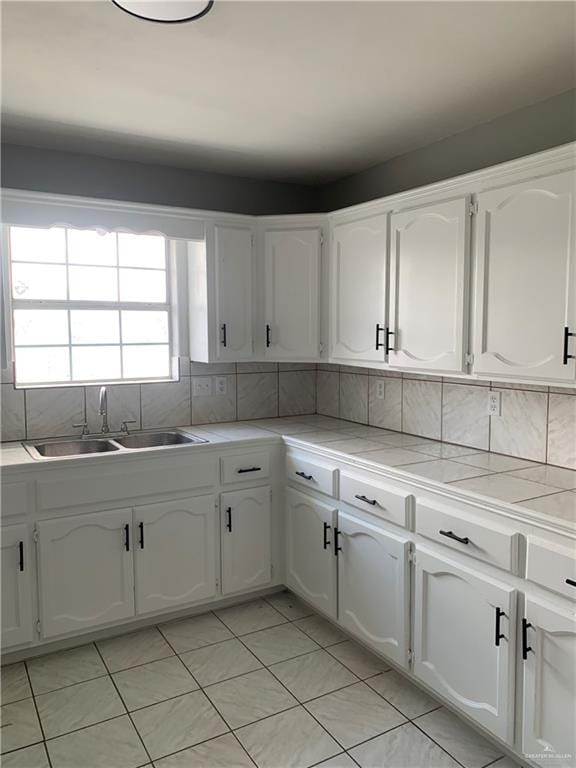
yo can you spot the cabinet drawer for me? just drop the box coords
[340,472,412,528]
[286,453,337,497]
[526,536,576,601]
[221,452,270,484]
[415,499,517,572]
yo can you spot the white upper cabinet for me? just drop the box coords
[188,222,254,363]
[522,595,576,766]
[264,228,321,360]
[473,171,576,382]
[1,524,33,648]
[330,214,388,363]
[413,546,516,743]
[389,197,470,373]
[134,495,217,615]
[337,511,410,666]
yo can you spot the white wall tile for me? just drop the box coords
[278,363,317,372]
[192,375,237,424]
[442,383,489,450]
[1,384,26,441]
[26,387,85,439]
[402,380,441,440]
[141,380,191,429]
[339,373,368,424]
[368,377,402,432]
[316,371,339,418]
[548,393,576,469]
[189,362,236,375]
[236,363,278,373]
[279,371,316,416]
[237,373,278,420]
[490,388,547,462]
[85,384,141,433]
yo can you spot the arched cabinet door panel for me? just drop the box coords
[473,171,576,381]
[413,546,516,743]
[330,214,388,363]
[389,197,470,373]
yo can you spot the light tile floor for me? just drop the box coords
[1,591,525,768]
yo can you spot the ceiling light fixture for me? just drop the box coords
[112,0,213,23]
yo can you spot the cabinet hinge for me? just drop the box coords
[319,341,324,354]
[408,649,414,665]
[320,232,325,246]
[469,201,478,216]
[32,526,39,544]
[408,550,416,564]
[36,620,42,637]
[465,352,474,367]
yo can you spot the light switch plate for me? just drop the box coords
[487,391,502,417]
[376,380,386,400]
[193,377,212,396]
[215,376,227,395]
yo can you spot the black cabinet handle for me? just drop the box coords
[563,327,575,365]
[124,524,130,552]
[138,522,144,549]
[296,471,314,481]
[375,324,385,350]
[495,607,505,647]
[522,618,533,660]
[237,467,261,474]
[323,522,331,550]
[566,578,576,588]
[355,494,377,506]
[385,328,395,355]
[266,324,271,348]
[334,528,342,556]
[226,506,232,532]
[221,323,227,347]
[18,541,24,572]
[439,529,470,545]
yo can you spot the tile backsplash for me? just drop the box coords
[1,359,575,471]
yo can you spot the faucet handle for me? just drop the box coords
[120,420,137,434]
[73,421,89,436]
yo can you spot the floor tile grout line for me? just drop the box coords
[11,662,52,768]
[410,716,486,768]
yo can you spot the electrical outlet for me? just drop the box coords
[376,380,386,400]
[487,391,502,417]
[214,376,227,395]
[193,377,212,396]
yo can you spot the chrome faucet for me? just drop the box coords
[98,386,110,433]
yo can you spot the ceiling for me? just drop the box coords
[1,1,575,183]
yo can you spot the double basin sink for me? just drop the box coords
[25,430,207,460]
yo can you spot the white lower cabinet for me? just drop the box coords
[1,524,34,648]
[413,546,516,742]
[220,486,271,596]
[337,511,410,667]
[522,595,576,766]
[134,495,217,615]
[285,487,337,618]
[38,509,134,638]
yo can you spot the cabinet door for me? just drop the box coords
[331,214,388,363]
[285,488,337,618]
[38,509,134,638]
[522,596,576,766]
[134,495,217,615]
[264,228,321,360]
[338,511,409,667]
[214,224,253,361]
[1,524,33,648]
[221,486,271,596]
[413,546,516,742]
[389,198,470,373]
[474,172,576,381]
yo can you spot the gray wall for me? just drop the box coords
[319,89,576,210]
[0,143,319,216]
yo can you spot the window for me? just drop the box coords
[7,226,175,386]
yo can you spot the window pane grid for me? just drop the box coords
[9,226,173,387]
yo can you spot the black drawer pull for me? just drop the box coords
[221,323,227,347]
[124,523,130,552]
[495,607,505,647]
[138,521,145,549]
[323,522,331,550]
[375,324,385,350]
[266,324,271,348]
[334,527,342,556]
[237,467,261,474]
[355,494,377,506]
[439,529,469,545]
[563,326,575,365]
[296,471,314,481]
[226,506,232,532]
[18,541,24,572]
[385,327,395,355]
[522,618,533,660]
[566,578,576,588]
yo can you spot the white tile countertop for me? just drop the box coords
[2,415,575,528]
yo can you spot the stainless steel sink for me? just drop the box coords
[28,439,119,459]
[112,431,206,449]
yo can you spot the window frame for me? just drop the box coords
[3,225,180,389]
